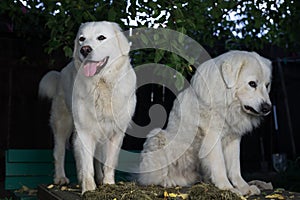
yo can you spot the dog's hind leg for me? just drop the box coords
[50,96,73,185]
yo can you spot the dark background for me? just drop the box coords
[0,19,300,196]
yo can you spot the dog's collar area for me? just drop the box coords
[83,56,109,77]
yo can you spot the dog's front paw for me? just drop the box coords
[216,184,242,196]
[248,180,273,190]
[81,178,96,194]
[228,187,243,196]
[54,176,70,185]
[249,185,261,195]
[103,177,115,185]
[239,184,260,196]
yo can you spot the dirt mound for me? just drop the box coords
[82,182,241,200]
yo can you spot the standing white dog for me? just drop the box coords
[39,21,136,193]
[139,51,272,196]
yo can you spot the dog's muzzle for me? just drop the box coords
[260,102,272,115]
[244,102,272,116]
[80,45,93,58]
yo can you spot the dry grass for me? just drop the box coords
[82,182,241,200]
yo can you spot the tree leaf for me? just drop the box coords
[154,49,165,63]
[140,33,149,45]
[175,72,185,91]
[108,8,117,21]
[63,46,73,58]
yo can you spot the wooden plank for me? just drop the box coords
[115,170,132,182]
[38,184,81,200]
[38,185,65,200]
[5,176,53,190]
[6,162,76,176]
[6,172,126,190]
[5,176,77,190]
[6,149,53,163]
[6,149,75,163]
[14,192,38,200]
[6,163,54,176]
[4,149,135,190]
[5,149,78,190]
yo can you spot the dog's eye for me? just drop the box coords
[266,83,270,88]
[248,81,257,88]
[79,36,85,42]
[97,35,106,41]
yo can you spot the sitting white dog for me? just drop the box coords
[39,21,136,193]
[139,51,272,196]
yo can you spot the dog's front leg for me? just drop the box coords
[199,138,238,192]
[103,132,124,184]
[198,112,241,194]
[73,132,96,194]
[94,144,104,185]
[223,135,260,196]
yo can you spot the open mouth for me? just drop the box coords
[244,105,260,115]
[83,56,109,77]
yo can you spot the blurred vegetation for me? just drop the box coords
[0,0,299,83]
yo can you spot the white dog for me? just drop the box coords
[39,21,136,193]
[139,51,272,196]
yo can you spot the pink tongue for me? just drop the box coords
[83,62,97,77]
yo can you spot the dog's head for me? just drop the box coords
[73,21,130,77]
[221,51,272,116]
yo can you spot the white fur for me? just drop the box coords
[39,21,136,193]
[139,51,272,196]
[38,71,60,99]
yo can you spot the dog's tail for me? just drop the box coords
[38,71,60,99]
[138,128,169,186]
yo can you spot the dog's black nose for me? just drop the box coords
[80,46,93,57]
[260,102,272,114]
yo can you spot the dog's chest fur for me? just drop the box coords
[225,101,261,136]
[94,78,115,117]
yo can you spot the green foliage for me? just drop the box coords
[0,0,127,57]
[42,0,127,57]
[0,0,298,84]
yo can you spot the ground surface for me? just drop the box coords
[36,182,300,200]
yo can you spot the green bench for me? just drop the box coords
[5,149,138,199]
[5,149,77,200]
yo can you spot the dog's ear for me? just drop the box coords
[221,59,244,89]
[72,34,82,71]
[73,23,84,60]
[111,23,130,55]
[73,36,79,59]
